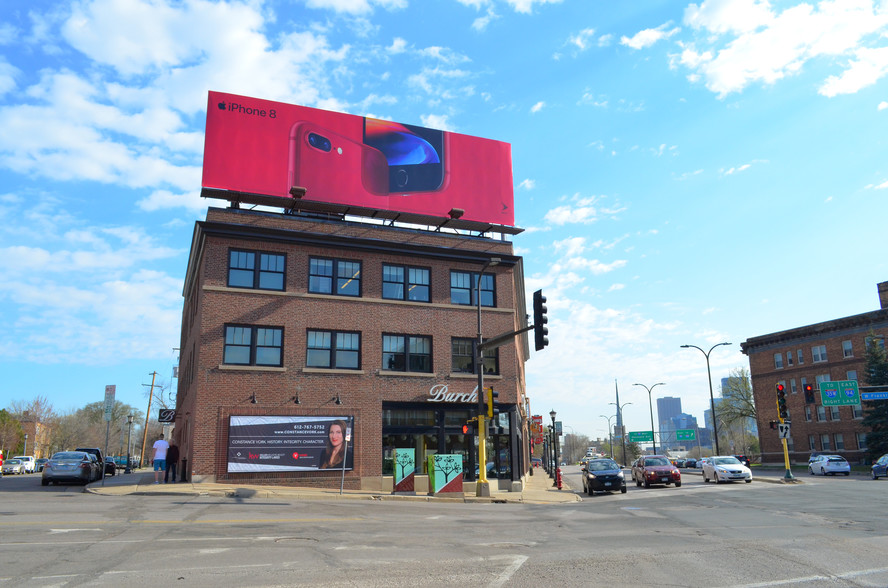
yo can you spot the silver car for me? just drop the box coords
[2,459,26,475]
[809,454,851,476]
[41,451,99,485]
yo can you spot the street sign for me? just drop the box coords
[777,423,791,439]
[820,380,860,406]
[861,391,888,401]
[676,429,696,441]
[628,431,653,443]
[103,385,116,422]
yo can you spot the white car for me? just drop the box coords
[808,454,850,476]
[13,455,36,473]
[702,456,752,484]
[2,459,26,475]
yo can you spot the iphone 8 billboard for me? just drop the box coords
[202,91,515,226]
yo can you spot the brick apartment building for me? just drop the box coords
[742,281,888,465]
[174,204,532,491]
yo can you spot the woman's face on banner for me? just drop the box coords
[329,424,344,448]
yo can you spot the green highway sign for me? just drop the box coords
[628,431,653,443]
[820,380,860,406]
[676,429,696,441]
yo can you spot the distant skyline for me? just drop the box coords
[2,1,888,439]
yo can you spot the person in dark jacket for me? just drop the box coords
[164,443,180,483]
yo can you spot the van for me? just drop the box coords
[13,455,36,473]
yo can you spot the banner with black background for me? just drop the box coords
[227,415,354,472]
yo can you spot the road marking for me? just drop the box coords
[0,517,362,528]
[48,528,102,533]
[489,555,528,588]
[735,566,888,587]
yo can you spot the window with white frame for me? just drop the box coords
[857,432,868,450]
[816,405,826,421]
[820,434,831,451]
[834,433,844,451]
[797,349,804,364]
[805,406,812,422]
[812,345,827,362]
[786,352,793,366]
[842,340,853,358]
[790,379,798,394]
[808,434,817,450]
[829,406,840,421]
[847,370,857,381]
[774,353,784,369]
[852,404,863,419]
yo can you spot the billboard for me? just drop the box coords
[202,91,514,226]
[227,415,354,473]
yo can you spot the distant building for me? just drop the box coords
[742,281,888,465]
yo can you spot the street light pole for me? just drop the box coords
[634,382,665,454]
[609,402,632,464]
[600,414,615,459]
[681,342,731,456]
[475,257,500,497]
[550,409,558,485]
[125,414,134,474]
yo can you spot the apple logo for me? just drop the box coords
[218,102,226,110]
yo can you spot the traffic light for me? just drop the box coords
[533,289,548,351]
[803,383,815,404]
[486,387,499,418]
[462,417,476,435]
[769,420,778,430]
[776,383,789,421]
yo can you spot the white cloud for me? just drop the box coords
[504,0,563,15]
[677,0,888,98]
[621,23,680,50]
[518,179,536,190]
[303,0,407,14]
[544,195,626,225]
[530,101,545,113]
[568,28,597,51]
[420,113,451,130]
[388,37,408,53]
[879,101,888,110]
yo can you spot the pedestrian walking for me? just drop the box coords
[164,443,179,483]
[152,434,169,484]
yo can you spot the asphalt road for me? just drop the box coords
[2,467,888,587]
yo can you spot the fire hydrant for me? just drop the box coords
[556,467,563,490]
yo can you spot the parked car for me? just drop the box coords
[582,458,627,495]
[75,448,105,480]
[2,459,26,475]
[103,457,117,476]
[871,454,888,480]
[702,455,753,483]
[631,455,681,488]
[808,454,851,476]
[734,455,751,467]
[42,451,100,486]
[12,455,36,473]
[808,452,824,464]
[35,458,49,472]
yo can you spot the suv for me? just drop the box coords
[13,455,36,473]
[75,448,105,481]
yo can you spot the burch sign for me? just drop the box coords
[202,91,515,226]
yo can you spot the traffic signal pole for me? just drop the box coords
[775,383,794,481]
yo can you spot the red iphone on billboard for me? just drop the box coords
[363,118,448,194]
[289,122,389,196]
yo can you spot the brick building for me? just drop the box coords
[174,205,532,491]
[741,281,888,465]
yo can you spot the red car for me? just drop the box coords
[631,455,682,488]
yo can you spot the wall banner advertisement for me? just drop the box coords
[227,415,354,473]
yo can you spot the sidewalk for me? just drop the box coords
[86,468,581,504]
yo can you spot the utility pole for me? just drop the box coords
[138,372,159,469]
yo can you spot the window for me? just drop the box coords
[866,336,886,350]
[383,334,432,372]
[309,257,361,296]
[816,405,826,422]
[829,406,840,421]
[451,337,499,375]
[812,345,827,363]
[797,349,804,364]
[223,325,283,366]
[847,370,857,381]
[805,406,812,422]
[774,353,783,369]
[786,352,793,366]
[790,379,798,394]
[842,340,853,358]
[852,404,863,419]
[228,250,285,290]
[382,265,430,302]
[820,434,831,451]
[306,330,360,369]
[857,432,868,450]
[450,271,495,307]
[808,435,817,450]
[834,433,844,451]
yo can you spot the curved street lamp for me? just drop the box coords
[634,382,665,454]
[609,401,632,464]
[600,414,615,459]
[681,342,732,455]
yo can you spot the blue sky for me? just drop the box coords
[2,0,887,441]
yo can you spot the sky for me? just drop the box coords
[2,0,888,443]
